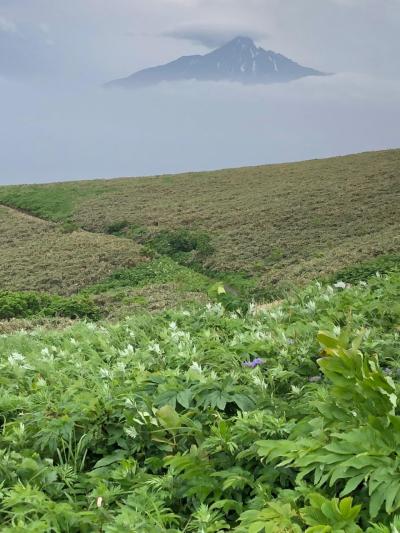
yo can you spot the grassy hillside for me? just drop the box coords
[1,149,400,529]
[0,270,399,530]
[0,149,399,300]
[0,205,145,294]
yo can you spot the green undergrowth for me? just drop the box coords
[84,257,210,295]
[0,291,100,321]
[328,253,400,285]
[84,256,257,316]
[0,272,399,530]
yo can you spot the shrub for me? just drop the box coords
[329,254,400,284]
[0,291,100,320]
[106,220,130,235]
[146,229,214,265]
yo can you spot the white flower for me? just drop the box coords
[333,281,346,289]
[148,342,163,355]
[99,368,113,379]
[189,362,202,373]
[120,344,134,356]
[8,352,25,366]
[169,322,177,330]
[305,300,316,313]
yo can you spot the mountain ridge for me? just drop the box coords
[107,35,328,88]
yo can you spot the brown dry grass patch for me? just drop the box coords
[0,206,146,294]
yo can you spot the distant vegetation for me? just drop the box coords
[328,253,400,284]
[0,149,398,307]
[0,291,99,320]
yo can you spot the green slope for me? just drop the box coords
[0,148,399,307]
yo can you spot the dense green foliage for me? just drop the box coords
[329,254,400,284]
[85,257,210,295]
[145,229,214,265]
[0,272,399,531]
[0,291,100,320]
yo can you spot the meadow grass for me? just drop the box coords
[0,206,146,295]
[0,149,398,298]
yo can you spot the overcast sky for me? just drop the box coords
[0,0,399,183]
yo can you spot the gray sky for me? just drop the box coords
[0,0,400,183]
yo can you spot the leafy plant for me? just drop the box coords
[0,291,100,319]
[0,271,399,529]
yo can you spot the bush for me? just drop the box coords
[106,220,130,235]
[0,291,100,320]
[329,254,400,284]
[147,229,214,265]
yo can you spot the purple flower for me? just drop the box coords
[243,357,265,368]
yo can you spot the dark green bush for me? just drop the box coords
[0,291,100,320]
[106,220,130,235]
[329,254,400,284]
[147,229,214,265]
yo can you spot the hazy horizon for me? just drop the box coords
[1,0,400,184]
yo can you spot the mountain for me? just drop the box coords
[107,36,327,88]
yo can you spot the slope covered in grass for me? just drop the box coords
[0,271,399,531]
[0,205,146,295]
[0,149,399,296]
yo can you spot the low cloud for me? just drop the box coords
[163,22,268,49]
[1,73,399,184]
[0,16,17,33]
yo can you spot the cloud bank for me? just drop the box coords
[1,73,399,184]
